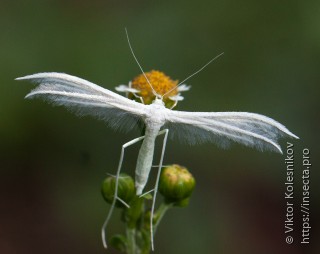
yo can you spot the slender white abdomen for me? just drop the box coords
[135,99,168,195]
[135,124,161,195]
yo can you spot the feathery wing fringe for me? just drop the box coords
[16,72,146,132]
[165,111,299,153]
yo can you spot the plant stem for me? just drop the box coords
[154,203,173,234]
[126,228,138,254]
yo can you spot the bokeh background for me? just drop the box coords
[0,0,319,253]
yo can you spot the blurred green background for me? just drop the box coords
[0,0,319,253]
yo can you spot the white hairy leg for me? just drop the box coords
[101,135,146,249]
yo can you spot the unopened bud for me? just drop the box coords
[101,173,135,208]
[159,164,195,206]
[109,234,127,252]
[143,210,161,230]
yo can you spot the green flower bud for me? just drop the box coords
[101,173,135,208]
[136,229,151,254]
[109,234,127,252]
[143,210,161,230]
[159,164,196,206]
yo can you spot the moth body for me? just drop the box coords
[135,98,167,195]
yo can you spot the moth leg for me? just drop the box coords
[150,129,169,251]
[101,134,146,249]
[131,92,145,104]
[138,164,170,197]
[139,188,155,198]
[151,165,170,168]
[128,81,146,104]
[169,100,178,109]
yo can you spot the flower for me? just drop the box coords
[115,70,190,108]
[159,164,196,207]
[101,173,136,208]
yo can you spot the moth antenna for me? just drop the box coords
[163,52,224,97]
[125,28,159,98]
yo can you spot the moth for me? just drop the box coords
[17,31,298,250]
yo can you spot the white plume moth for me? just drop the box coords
[16,29,299,250]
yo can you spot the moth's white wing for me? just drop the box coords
[165,110,299,153]
[17,72,147,132]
